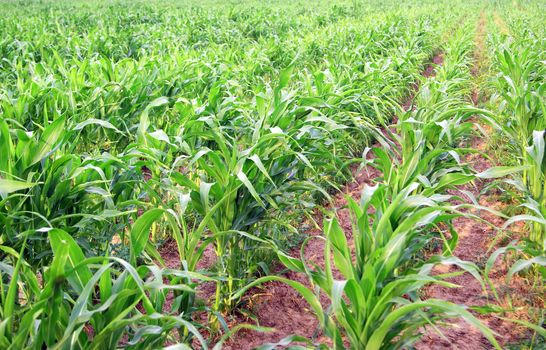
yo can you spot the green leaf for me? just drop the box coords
[31,117,65,166]
[237,169,264,207]
[367,300,501,350]
[0,119,12,175]
[476,166,528,179]
[279,65,294,90]
[507,256,546,282]
[255,335,311,350]
[130,209,165,264]
[48,229,93,295]
[148,96,170,108]
[73,118,122,133]
[0,178,36,195]
[3,241,27,334]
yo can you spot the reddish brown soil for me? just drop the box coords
[471,11,488,80]
[159,239,217,302]
[416,135,533,349]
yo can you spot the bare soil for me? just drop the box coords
[416,135,533,349]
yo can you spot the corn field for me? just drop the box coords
[0,0,544,349]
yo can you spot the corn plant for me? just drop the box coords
[0,208,211,349]
[162,79,334,317]
[235,184,500,349]
[0,117,142,265]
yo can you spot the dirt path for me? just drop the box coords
[493,11,510,36]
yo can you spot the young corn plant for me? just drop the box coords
[163,85,329,319]
[235,184,501,349]
[0,226,207,349]
[498,131,546,252]
[0,117,140,266]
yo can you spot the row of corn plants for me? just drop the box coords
[236,19,511,349]
[464,8,546,346]
[485,4,546,281]
[0,228,211,349]
[489,11,545,254]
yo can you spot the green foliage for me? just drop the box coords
[234,22,505,349]
[0,0,541,348]
[489,11,546,251]
[0,229,207,349]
